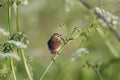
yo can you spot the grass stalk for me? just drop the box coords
[96,69,104,80]
[20,49,33,80]
[92,67,104,80]
[8,0,12,35]
[56,61,70,80]
[14,1,33,79]
[15,0,19,32]
[14,1,32,80]
[96,27,119,58]
[10,58,17,80]
[8,0,17,80]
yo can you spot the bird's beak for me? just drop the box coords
[59,34,62,38]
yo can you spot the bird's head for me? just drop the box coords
[52,33,61,39]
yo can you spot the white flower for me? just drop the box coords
[0,52,21,61]
[71,48,89,56]
[95,7,102,15]
[0,28,9,36]
[20,0,28,5]
[7,40,27,48]
[94,7,120,26]
[70,48,89,62]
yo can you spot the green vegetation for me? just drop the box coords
[0,0,120,80]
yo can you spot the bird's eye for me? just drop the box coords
[58,35,61,37]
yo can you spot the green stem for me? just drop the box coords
[20,49,33,80]
[8,0,17,80]
[8,0,12,35]
[40,48,64,80]
[93,68,104,80]
[14,1,32,79]
[56,35,88,80]
[39,32,81,80]
[96,27,119,58]
[96,70,104,80]
[15,0,19,32]
[39,60,54,80]
[10,57,17,80]
[56,61,70,80]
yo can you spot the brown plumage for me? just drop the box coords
[47,33,62,54]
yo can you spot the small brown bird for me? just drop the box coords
[47,33,62,54]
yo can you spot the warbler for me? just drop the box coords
[47,33,62,55]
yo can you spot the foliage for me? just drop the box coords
[0,0,120,80]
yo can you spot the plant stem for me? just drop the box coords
[15,0,19,32]
[39,32,81,80]
[92,67,104,80]
[80,0,120,42]
[10,57,17,80]
[56,61,70,80]
[14,1,32,79]
[20,49,33,80]
[96,27,119,58]
[56,35,88,80]
[8,0,12,35]
[91,65,104,80]
[94,10,120,42]
[40,46,66,80]
[93,67,104,80]
[39,60,54,80]
[80,0,91,9]
[8,0,17,80]
[96,70,104,80]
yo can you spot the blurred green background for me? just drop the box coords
[0,0,120,80]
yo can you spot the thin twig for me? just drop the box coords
[80,0,91,9]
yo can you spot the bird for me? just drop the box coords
[47,33,62,55]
